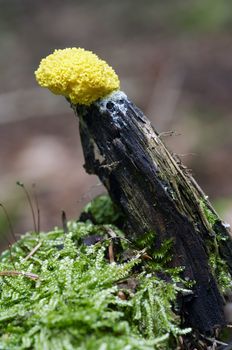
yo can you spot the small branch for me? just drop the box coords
[23,242,42,262]
[108,241,115,263]
[158,130,180,138]
[0,270,39,280]
[219,342,232,350]
[200,334,228,347]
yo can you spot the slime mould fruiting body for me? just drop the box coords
[35,47,120,105]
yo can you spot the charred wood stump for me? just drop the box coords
[72,91,232,334]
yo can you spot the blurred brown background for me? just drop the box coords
[0,0,232,246]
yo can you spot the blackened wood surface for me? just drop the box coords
[73,92,232,333]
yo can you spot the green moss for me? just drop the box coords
[134,231,157,251]
[199,198,232,293]
[209,252,232,294]
[199,199,218,228]
[82,195,123,225]
[0,201,191,349]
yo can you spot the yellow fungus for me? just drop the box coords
[35,48,120,105]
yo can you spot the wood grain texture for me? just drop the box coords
[72,91,232,333]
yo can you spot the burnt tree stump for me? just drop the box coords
[72,91,232,334]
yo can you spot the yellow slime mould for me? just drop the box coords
[35,48,120,105]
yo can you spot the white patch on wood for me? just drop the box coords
[93,140,105,164]
[97,91,128,119]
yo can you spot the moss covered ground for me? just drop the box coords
[0,195,192,350]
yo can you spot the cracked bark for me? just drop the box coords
[72,91,232,334]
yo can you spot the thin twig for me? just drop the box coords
[216,333,232,350]
[104,226,117,238]
[174,153,196,158]
[158,130,180,138]
[200,334,228,347]
[108,241,115,263]
[23,242,42,262]
[0,270,39,280]
[220,342,232,350]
